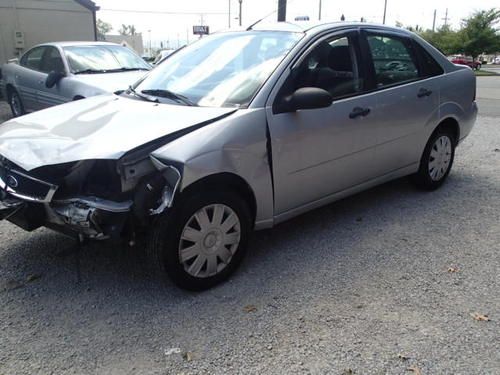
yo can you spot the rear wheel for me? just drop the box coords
[412,128,456,190]
[8,89,25,117]
[147,190,251,291]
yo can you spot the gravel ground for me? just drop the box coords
[0,98,499,375]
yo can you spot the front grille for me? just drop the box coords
[0,160,58,202]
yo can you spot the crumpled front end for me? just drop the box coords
[0,154,181,240]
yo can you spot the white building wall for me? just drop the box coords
[0,0,95,64]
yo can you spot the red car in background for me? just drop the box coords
[449,55,481,70]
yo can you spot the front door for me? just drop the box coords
[17,46,47,111]
[266,31,381,215]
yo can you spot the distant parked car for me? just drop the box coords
[1,42,151,117]
[153,49,174,65]
[449,55,481,70]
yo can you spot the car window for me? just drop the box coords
[40,47,65,73]
[366,35,419,88]
[290,35,364,99]
[413,42,444,77]
[63,45,150,73]
[20,47,46,71]
[134,31,302,108]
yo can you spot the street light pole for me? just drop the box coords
[238,0,242,26]
[382,0,387,24]
[318,0,322,21]
[228,0,231,28]
[278,0,287,22]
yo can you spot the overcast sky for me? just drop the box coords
[96,0,499,49]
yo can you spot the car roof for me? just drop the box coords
[250,20,414,36]
[34,41,121,48]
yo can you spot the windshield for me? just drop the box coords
[134,31,302,107]
[64,45,151,73]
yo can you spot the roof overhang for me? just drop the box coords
[74,0,100,12]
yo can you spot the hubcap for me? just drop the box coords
[428,135,452,181]
[10,93,21,116]
[178,204,241,278]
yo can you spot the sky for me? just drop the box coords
[96,0,499,50]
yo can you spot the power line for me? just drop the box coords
[100,8,227,16]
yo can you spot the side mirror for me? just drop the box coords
[45,70,65,88]
[282,87,333,112]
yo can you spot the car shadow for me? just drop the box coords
[1,170,489,306]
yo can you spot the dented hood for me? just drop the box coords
[0,94,235,171]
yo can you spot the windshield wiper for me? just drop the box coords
[74,67,149,74]
[74,68,108,74]
[126,86,159,103]
[141,89,197,106]
[106,67,150,73]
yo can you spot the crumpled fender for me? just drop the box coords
[150,108,274,229]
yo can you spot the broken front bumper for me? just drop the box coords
[0,163,132,239]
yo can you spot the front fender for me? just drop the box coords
[151,108,274,229]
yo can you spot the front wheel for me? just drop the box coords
[147,190,251,291]
[8,89,25,117]
[412,129,456,190]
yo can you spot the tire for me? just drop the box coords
[8,88,25,117]
[412,128,456,190]
[147,189,251,291]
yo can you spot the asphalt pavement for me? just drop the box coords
[0,78,499,375]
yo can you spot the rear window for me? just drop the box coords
[366,35,419,88]
[413,42,444,77]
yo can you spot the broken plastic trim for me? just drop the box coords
[148,156,181,215]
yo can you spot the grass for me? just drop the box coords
[475,70,498,76]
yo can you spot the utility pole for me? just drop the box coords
[228,0,231,28]
[432,9,436,32]
[442,8,449,27]
[382,0,387,24]
[238,0,243,26]
[318,0,322,21]
[278,0,287,22]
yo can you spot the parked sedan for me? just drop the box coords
[1,42,151,117]
[0,22,477,290]
[449,55,481,70]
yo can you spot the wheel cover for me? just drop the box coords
[178,204,241,278]
[10,93,22,116]
[428,135,452,181]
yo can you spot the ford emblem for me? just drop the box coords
[6,175,18,188]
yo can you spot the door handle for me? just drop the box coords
[417,88,432,98]
[349,107,371,119]
[38,80,44,85]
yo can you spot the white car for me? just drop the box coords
[1,41,151,117]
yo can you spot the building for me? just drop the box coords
[105,34,145,56]
[0,0,99,64]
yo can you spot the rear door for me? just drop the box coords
[360,30,442,175]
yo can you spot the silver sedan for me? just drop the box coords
[0,22,477,290]
[1,41,151,117]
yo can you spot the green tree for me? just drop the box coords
[419,25,462,55]
[459,8,500,61]
[119,24,137,36]
[96,19,112,40]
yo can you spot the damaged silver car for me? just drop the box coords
[0,22,477,290]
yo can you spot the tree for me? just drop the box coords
[459,9,500,61]
[119,24,137,36]
[419,25,462,56]
[96,19,112,40]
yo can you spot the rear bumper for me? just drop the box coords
[458,101,478,144]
